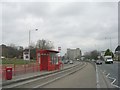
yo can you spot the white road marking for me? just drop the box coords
[106,73,110,78]
[112,84,120,88]
[103,71,105,74]
[111,78,116,85]
[105,73,120,88]
[103,70,106,74]
[96,65,100,88]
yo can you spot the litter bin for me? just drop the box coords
[6,67,12,80]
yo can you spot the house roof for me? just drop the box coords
[115,45,120,51]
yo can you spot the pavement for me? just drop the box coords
[1,61,80,87]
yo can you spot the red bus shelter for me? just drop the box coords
[36,50,62,71]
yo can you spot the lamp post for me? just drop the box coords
[29,29,38,61]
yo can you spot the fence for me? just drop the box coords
[1,63,40,80]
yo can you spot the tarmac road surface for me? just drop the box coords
[97,61,120,88]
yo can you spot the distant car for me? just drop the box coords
[92,59,95,62]
[96,60,102,65]
[64,60,69,64]
[69,60,73,64]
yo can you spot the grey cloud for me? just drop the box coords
[2,2,24,23]
[118,1,120,45]
[2,2,118,54]
[54,2,87,17]
[22,2,51,17]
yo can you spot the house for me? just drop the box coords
[23,49,30,60]
[115,45,120,61]
[66,48,82,60]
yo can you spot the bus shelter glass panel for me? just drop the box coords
[37,53,41,64]
[50,53,58,64]
[55,54,58,64]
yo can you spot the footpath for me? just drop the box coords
[1,62,81,87]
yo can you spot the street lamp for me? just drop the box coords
[29,28,38,60]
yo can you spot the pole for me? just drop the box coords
[110,37,112,56]
[29,30,31,61]
[110,37,112,51]
[28,29,38,61]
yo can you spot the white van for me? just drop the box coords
[105,56,113,64]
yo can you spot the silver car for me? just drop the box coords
[69,60,73,64]
[96,60,102,65]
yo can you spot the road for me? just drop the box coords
[63,60,79,68]
[97,61,120,88]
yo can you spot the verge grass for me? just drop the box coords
[2,58,36,65]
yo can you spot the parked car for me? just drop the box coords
[69,60,73,64]
[96,60,102,65]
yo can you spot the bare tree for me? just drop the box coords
[84,50,100,60]
[90,50,100,60]
[36,39,54,50]
[84,52,91,59]
[9,43,17,49]
[30,42,36,49]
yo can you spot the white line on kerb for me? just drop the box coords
[96,65,100,88]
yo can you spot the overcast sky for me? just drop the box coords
[1,0,119,55]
